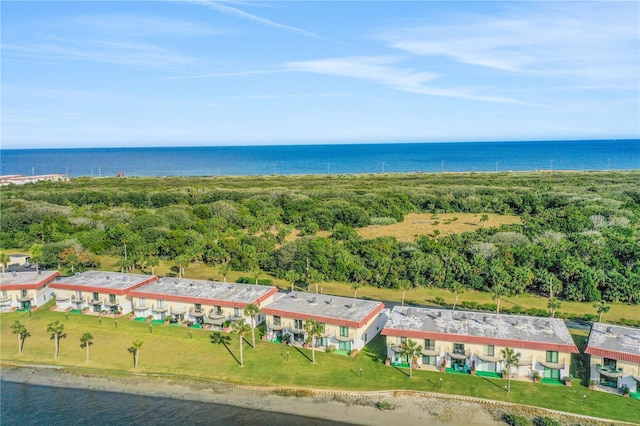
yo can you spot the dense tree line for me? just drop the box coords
[1,172,638,304]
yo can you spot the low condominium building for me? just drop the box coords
[0,270,60,312]
[261,292,387,354]
[585,322,640,395]
[50,271,158,316]
[128,278,279,328]
[382,306,579,381]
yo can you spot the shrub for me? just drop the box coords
[532,416,560,426]
[272,388,313,398]
[370,217,397,226]
[376,401,396,411]
[502,413,532,426]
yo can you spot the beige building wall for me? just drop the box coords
[387,336,573,379]
[589,354,640,392]
[0,287,50,311]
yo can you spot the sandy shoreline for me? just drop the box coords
[1,365,631,426]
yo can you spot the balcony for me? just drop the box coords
[190,308,206,318]
[596,364,624,378]
[537,356,565,370]
[422,346,441,357]
[335,334,353,342]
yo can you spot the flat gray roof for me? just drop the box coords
[0,270,59,287]
[383,306,576,350]
[53,271,156,291]
[130,277,277,305]
[586,322,640,356]
[262,291,384,326]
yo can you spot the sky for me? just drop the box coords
[2,1,639,149]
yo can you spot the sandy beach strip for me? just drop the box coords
[1,364,631,426]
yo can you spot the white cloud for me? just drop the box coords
[284,56,531,104]
[377,3,639,83]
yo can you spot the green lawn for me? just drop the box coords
[1,303,638,423]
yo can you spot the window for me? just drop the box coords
[422,355,437,366]
[364,333,368,342]
[340,326,349,337]
[93,292,99,302]
[1,290,7,300]
[273,316,281,326]
[139,298,146,307]
[424,339,435,351]
[484,345,495,356]
[454,343,465,355]
[157,299,164,309]
[603,358,617,369]
[294,319,303,330]
[109,294,116,304]
[214,305,222,315]
[234,307,241,317]
[21,289,28,298]
[195,303,202,312]
[546,351,559,363]
[76,291,83,299]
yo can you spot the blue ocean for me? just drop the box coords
[1,140,638,178]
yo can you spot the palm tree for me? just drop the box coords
[231,319,251,367]
[501,347,521,392]
[147,256,160,276]
[401,339,423,379]
[308,268,324,294]
[219,263,232,283]
[491,285,507,314]
[547,298,562,318]
[0,253,9,273]
[11,320,30,354]
[80,332,94,363]
[594,301,610,322]
[47,320,66,358]
[243,303,261,349]
[284,269,300,291]
[251,268,261,285]
[128,339,143,368]
[450,281,465,312]
[398,280,412,307]
[304,319,323,364]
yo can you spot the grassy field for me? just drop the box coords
[357,212,521,241]
[1,303,638,423]
[55,253,640,324]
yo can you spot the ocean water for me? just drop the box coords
[0,140,638,178]
[0,380,353,426]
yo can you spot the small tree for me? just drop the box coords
[491,285,508,314]
[480,214,489,228]
[304,318,323,364]
[284,269,299,292]
[128,339,143,368]
[351,281,363,300]
[11,320,30,354]
[0,253,10,273]
[219,263,232,283]
[547,298,562,318]
[501,347,521,392]
[450,281,465,312]
[398,280,412,307]
[243,303,261,349]
[80,332,94,363]
[594,301,610,322]
[47,320,66,358]
[232,319,251,367]
[401,339,423,379]
[308,268,324,294]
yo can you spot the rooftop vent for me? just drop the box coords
[329,299,335,307]
[309,297,317,305]
[461,314,467,321]
[483,316,488,323]
[105,275,110,280]
[606,326,614,334]
[438,312,442,317]
[11,271,17,277]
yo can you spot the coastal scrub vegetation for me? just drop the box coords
[1,171,639,308]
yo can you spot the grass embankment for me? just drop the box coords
[88,254,639,324]
[1,303,638,423]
